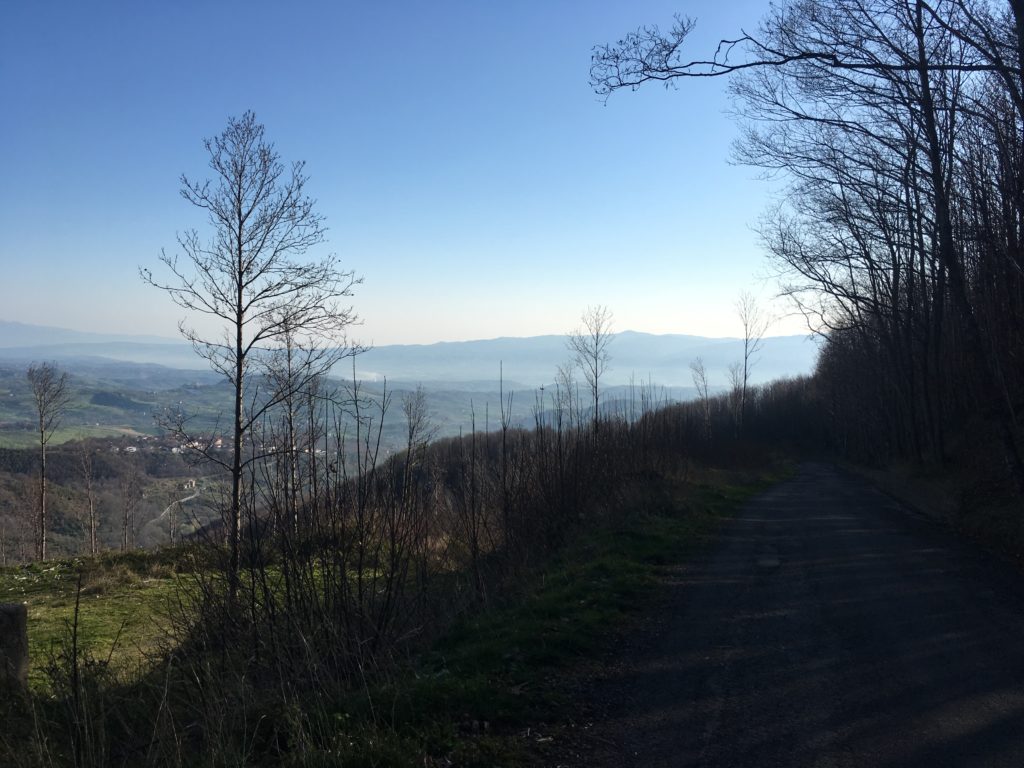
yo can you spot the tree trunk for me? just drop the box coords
[0,603,28,692]
[914,1,1024,488]
[38,429,46,562]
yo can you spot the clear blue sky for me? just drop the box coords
[0,1,800,346]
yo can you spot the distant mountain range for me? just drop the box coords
[353,331,819,388]
[0,320,819,387]
[0,320,821,450]
[0,320,179,347]
[0,320,201,369]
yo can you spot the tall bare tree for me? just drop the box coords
[567,305,614,431]
[593,0,1024,481]
[119,458,142,552]
[555,361,579,430]
[402,385,436,457]
[142,111,361,594]
[27,362,70,561]
[727,361,744,434]
[168,498,181,547]
[261,316,335,535]
[690,357,712,440]
[76,442,99,555]
[736,292,768,433]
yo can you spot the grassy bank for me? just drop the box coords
[845,459,1024,566]
[0,461,785,767]
[0,550,191,689]
[272,464,783,766]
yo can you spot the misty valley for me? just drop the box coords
[0,323,815,559]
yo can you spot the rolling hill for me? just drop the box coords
[0,320,819,389]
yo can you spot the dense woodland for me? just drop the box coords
[594,0,1024,496]
[767,1,1024,493]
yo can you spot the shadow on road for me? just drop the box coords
[579,463,1024,768]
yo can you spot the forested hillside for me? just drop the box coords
[594,0,1024,521]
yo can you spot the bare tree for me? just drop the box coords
[593,1,1024,480]
[261,316,337,535]
[167,492,181,547]
[690,357,712,441]
[76,442,99,555]
[400,384,436,550]
[736,292,768,432]
[555,361,579,430]
[142,111,361,594]
[27,362,70,561]
[727,361,744,434]
[566,305,614,430]
[590,3,1016,97]
[402,384,436,456]
[120,458,142,552]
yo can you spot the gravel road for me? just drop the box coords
[576,463,1024,767]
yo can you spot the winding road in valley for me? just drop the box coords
[138,488,201,544]
[574,463,1024,767]
[158,489,199,522]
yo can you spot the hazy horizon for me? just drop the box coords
[0,1,804,347]
[0,317,814,348]
[0,318,819,389]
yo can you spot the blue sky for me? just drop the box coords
[0,1,799,346]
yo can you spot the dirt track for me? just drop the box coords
[573,463,1024,767]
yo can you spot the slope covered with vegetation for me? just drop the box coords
[0,382,795,767]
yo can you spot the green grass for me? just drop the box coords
[302,466,784,766]
[0,462,788,766]
[0,553,184,688]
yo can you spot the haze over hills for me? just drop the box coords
[0,320,181,348]
[0,320,202,370]
[354,331,818,387]
[0,320,819,388]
